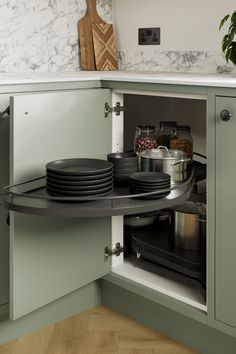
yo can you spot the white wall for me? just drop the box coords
[112,0,236,73]
[113,0,235,51]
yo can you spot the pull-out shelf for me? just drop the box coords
[2,174,193,218]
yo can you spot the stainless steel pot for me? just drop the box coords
[137,146,190,183]
[172,201,206,251]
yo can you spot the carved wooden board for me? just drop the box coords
[92,23,118,71]
[78,0,106,70]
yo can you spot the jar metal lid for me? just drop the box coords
[176,125,191,131]
[136,124,155,130]
[159,121,177,127]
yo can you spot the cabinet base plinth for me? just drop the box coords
[102,280,236,354]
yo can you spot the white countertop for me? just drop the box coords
[0,70,236,88]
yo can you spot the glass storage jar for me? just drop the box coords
[157,121,177,148]
[134,125,158,153]
[170,125,193,161]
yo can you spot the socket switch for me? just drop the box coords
[138,27,160,45]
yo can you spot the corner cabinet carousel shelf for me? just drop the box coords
[1,172,193,218]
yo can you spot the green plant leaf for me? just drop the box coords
[222,34,229,52]
[225,47,232,62]
[228,29,235,44]
[219,14,230,30]
[229,23,236,35]
[229,42,236,65]
[231,11,236,24]
[220,11,236,64]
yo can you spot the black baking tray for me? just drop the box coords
[191,160,206,182]
[129,220,206,284]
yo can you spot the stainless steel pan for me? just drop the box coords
[137,146,190,183]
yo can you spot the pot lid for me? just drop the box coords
[138,147,186,160]
[174,201,206,215]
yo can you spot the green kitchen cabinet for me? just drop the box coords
[213,95,236,331]
[9,88,112,319]
[1,78,236,353]
[0,95,10,313]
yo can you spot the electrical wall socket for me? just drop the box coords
[138,27,160,45]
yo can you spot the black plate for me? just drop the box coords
[129,189,170,200]
[129,185,170,193]
[47,180,113,191]
[129,172,170,183]
[47,185,113,196]
[47,189,113,199]
[129,180,171,189]
[47,175,113,186]
[46,158,113,176]
[130,186,170,194]
[46,170,112,181]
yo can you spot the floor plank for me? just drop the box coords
[119,350,154,354]
[0,306,198,354]
[0,342,16,354]
[83,331,119,354]
[51,312,89,340]
[45,337,84,354]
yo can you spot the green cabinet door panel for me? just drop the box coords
[215,95,236,329]
[9,89,112,319]
[10,89,112,183]
[10,214,110,320]
[0,95,10,308]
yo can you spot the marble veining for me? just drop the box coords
[117,50,236,74]
[0,1,235,74]
[0,0,112,72]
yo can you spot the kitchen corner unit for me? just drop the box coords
[0,71,236,353]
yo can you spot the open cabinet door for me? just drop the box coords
[214,95,236,336]
[9,89,112,319]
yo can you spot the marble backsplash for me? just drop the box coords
[117,50,236,75]
[0,0,112,72]
[0,0,235,74]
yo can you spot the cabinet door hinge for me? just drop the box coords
[104,243,125,258]
[0,106,10,119]
[104,102,125,118]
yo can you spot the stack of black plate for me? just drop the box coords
[107,152,138,185]
[46,158,113,198]
[129,172,171,200]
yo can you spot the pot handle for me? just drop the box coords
[157,146,169,153]
[198,218,207,223]
[171,158,191,166]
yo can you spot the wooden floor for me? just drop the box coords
[0,306,198,354]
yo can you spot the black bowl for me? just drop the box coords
[107,152,138,163]
[114,166,138,174]
[113,161,138,168]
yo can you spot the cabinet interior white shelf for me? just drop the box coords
[112,259,207,312]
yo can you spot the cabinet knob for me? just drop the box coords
[220,109,232,122]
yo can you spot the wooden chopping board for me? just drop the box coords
[92,23,118,71]
[78,0,117,71]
